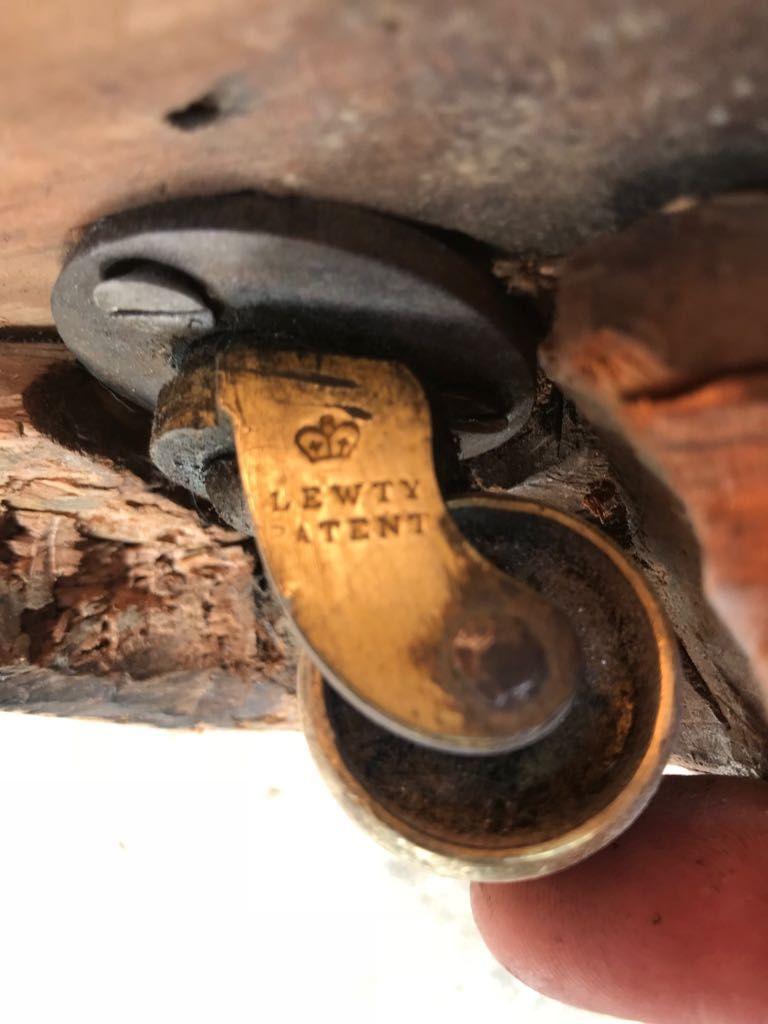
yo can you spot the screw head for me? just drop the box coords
[93,264,215,334]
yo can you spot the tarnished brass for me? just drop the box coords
[218,349,578,753]
[299,495,679,881]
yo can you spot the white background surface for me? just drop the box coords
[0,713,621,1023]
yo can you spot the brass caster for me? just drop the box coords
[52,195,680,878]
[299,495,678,881]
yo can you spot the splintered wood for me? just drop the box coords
[546,194,768,776]
[0,341,297,729]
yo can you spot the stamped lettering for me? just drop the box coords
[271,477,428,545]
[270,489,291,512]
[371,480,393,503]
[318,519,341,542]
[330,483,363,506]
[406,512,426,534]
[349,517,370,541]
[376,513,400,537]
[302,486,323,509]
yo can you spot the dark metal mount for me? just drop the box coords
[52,194,537,485]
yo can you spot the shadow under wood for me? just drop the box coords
[23,360,156,479]
[22,361,234,526]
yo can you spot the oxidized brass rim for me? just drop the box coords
[298,494,679,882]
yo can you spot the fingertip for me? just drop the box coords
[472,777,768,1024]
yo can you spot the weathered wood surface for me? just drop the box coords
[3,1,768,325]
[545,195,768,776]
[0,340,297,728]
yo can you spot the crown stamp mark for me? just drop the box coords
[295,414,360,462]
